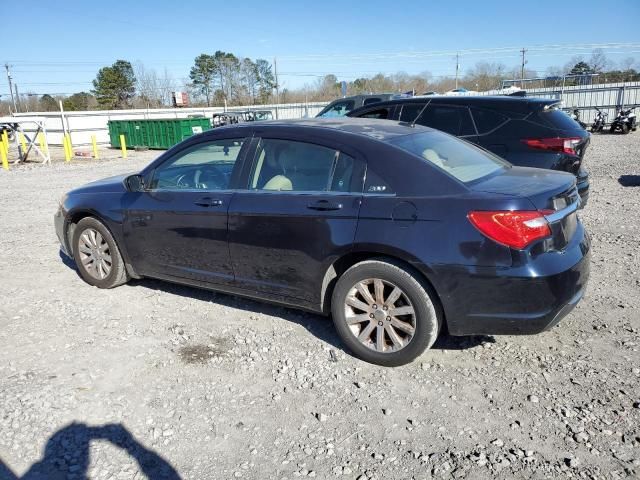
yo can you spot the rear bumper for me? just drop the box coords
[433,240,590,336]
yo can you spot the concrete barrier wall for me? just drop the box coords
[13,102,329,147]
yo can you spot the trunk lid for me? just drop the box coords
[471,166,580,250]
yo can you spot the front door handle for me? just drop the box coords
[194,197,223,207]
[307,199,343,211]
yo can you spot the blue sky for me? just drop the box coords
[3,0,640,96]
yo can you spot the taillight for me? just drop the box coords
[468,210,552,249]
[522,137,581,155]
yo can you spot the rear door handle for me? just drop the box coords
[194,197,223,207]
[307,199,343,211]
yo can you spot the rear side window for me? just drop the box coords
[389,131,508,183]
[363,97,383,106]
[417,105,475,136]
[399,104,425,122]
[471,108,509,134]
[249,138,362,193]
[535,108,583,130]
[357,107,390,119]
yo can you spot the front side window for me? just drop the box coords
[150,138,245,190]
[318,100,355,118]
[389,131,508,183]
[416,105,476,136]
[249,138,361,193]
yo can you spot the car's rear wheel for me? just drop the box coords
[72,217,129,289]
[331,259,440,366]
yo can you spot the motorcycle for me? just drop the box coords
[609,107,637,134]
[590,107,608,133]
[569,108,587,129]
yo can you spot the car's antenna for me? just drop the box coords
[410,99,431,128]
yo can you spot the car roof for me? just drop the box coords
[209,117,431,141]
[349,95,558,113]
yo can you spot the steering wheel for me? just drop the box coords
[195,166,227,190]
[175,173,191,188]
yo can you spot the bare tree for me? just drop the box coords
[464,62,506,90]
[134,62,161,108]
[619,57,637,71]
[158,68,176,107]
[589,49,611,73]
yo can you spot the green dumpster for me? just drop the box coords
[108,118,211,149]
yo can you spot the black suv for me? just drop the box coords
[348,96,590,205]
[316,94,395,118]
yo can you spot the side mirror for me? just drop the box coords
[126,174,145,192]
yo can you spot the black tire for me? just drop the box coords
[622,124,630,134]
[610,125,617,134]
[331,259,441,367]
[71,217,129,289]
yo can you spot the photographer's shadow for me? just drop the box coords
[0,422,180,480]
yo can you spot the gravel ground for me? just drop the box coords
[0,135,638,480]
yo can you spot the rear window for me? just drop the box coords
[388,131,508,183]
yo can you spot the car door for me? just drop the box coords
[228,136,365,304]
[122,136,250,285]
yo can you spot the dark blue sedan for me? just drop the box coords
[54,118,590,366]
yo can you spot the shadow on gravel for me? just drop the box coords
[57,251,494,355]
[618,175,640,187]
[0,422,180,480]
[433,334,495,350]
[132,277,344,350]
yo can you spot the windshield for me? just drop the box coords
[389,131,509,183]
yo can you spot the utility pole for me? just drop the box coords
[5,63,17,113]
[455,53,460,89]
[520,48,527,89]
[14,84,21,113]
[273,57,280,119]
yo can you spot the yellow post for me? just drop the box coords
[63,134,72,162]
[0,138,8,170]
[1,130,8,157]
[91,135,99,159]
[19,133,27,155]
[119,134,127,159]
[38,132,48,154]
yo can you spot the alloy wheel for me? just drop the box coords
[344,278,416,353]
[77,228,112,280]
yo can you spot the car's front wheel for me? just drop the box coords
[71,217,129,289]
[331,259,440,366]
